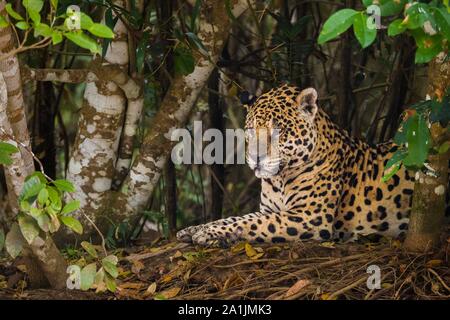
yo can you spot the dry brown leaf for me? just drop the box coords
[183,269,191,282]
[118,282,145,290]
[320,241,335,248]
[267,245,282,252]
[161,275,173,283]
[160,286,181,299]
[146,282,157,295]
[131,260,144,274]
[250,252,264,260]
[426,259,443,267]
[245,243,257,258]
[231,242,246,253]
[285,279,311,297]
[173,250,183,258]
[381,282,393,289]
[392,240,402,248]
[16,264,27,273]
[320,292,337,300]
[254,247,264,253]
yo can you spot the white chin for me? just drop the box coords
[254,168,277,179]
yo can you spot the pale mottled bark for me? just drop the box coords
[113,0,253,220]
[1,64,67,291]
[65,0,130,234]
[0,1,34,176]
[21,64,144,190]
[404,54,450,252]
[0,72,27,216]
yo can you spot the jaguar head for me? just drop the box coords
[243,85,319,178]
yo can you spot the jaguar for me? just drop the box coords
[177,84,416,246]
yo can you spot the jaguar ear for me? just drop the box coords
[239,91,257,110]
[296,88,318,119]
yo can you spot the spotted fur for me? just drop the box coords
[177,85,417,246]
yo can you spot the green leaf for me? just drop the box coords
[403,114,430,168]
[46,186,61,206]
[102,254,118,265]
[19,176,45,201]
[382,159,402,183]
[364,0,407,17]
[28,207,42,219]
[5,223,24,258]
[385,149,408,171]
[81,241,98,258]
[18,214,40,244]
[34,23,52,37]
[94,267,105,289]
[388,19,406,36]
[50,0,58,9]
[80,12,94,30]
[318,9,358,45]
[185,32,207,55]
[64,31,100,54]
[415,41,442,64]
[61,200,80,215]
[0,142,18,165]
[102,260,118,278]
[382,149,407,182]
[411,29,443,64]
[88,23,114,39]
[23,0,44,13]
[26,171,47,184]
[433,8,450,40]
[20,200,31,212]
[35,211,50,232]
[28,9,40,25]
[52,179,75,193]
[5,4,24,21]
[52,31,63,45]
[15,21,29,30]
[80,263,97,291]
[404,3,435,31]
[104,273,116,292]
[438,141,450,154]
[0,153,12,165]
[174,46,195,75]
[37,188,48,205]
[0,15,9,28]
[353,12,377,49]
[190,0,201,31]
[60,216,83,234]
[0,141,19,154]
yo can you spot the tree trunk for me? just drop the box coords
[207,68,225,221]
[403,55,450,252]
[65,0,129,237]
[112,0,253,224]
[1,71,67,289]
[0,1,34,176]
[164,159,177,238]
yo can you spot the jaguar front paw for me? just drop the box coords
[176,224,205,243]
[191,224,244,247]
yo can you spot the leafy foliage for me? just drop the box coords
[0,0,114,54]
[382,91,450,180]
[1,172,81,258]
[67,241,119,293]
[0,142,19,165]
[318,1,450,63]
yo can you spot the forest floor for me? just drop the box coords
[1,232,449,300]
